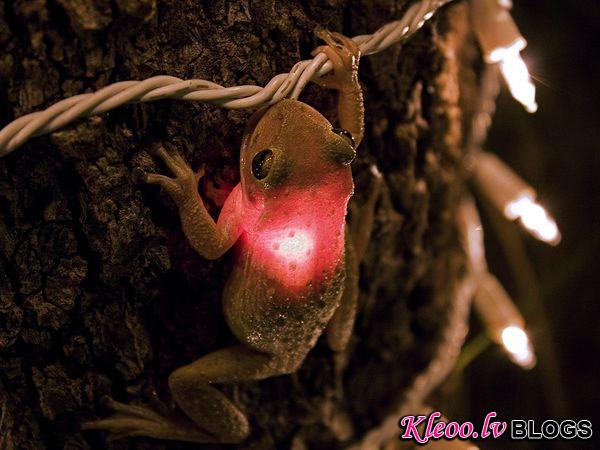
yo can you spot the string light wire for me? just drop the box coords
[0,0,454,157]
[347,258,476,449]
[460,197,536,369]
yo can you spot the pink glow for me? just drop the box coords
[267,228,314,264]
[237,176,351,291]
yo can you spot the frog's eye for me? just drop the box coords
[332,128,355,149]
[252,149,274,180]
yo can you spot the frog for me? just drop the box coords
[83,29,382,444]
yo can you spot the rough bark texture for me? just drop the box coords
[0,1,476,449]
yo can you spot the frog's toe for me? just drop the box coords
[149,143,192,179]
[314,28,359,69]
[328,31,360,56]
[82,397,166,438]
[82,397,215,443]
[315,27,343,50]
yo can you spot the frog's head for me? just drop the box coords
[240,99,355,207]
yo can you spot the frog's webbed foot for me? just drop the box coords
[82,397,215,443]
[311,28,360,91]
[133,143,205,207]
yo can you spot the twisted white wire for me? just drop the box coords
[0,0,453,156]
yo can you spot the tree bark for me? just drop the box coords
[0,1,476,449]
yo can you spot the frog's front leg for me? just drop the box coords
[83,145,253,443]
[135,143,243,259]
[326,166,383,352]
[312,29,365,146]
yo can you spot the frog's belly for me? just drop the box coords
[222,259,345,356]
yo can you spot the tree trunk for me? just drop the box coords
[0,1,477,448]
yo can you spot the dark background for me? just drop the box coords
[455,2,600,449]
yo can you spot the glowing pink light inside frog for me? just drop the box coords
[247,224,320,291]
[271,229,314,263]
[239,179,351,291]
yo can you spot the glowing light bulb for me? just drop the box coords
[487,38,526,64]
[473,273,536,370]
[460,199,539,371]
[505,194,561,245]
[498,50,538,113]
[471,152,561,245]
[501,325,536,369]
[470,0,537,112]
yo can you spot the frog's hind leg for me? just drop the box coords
[326,165,383,353]
[84,345,288,444]
[167,344,290,443]
[349,165,383,262]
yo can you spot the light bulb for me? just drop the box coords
[498,50,538,113]
[471,152,561,245]
[470,0,537,112]
[473,273,537,370]
[505,194,561,245]
[501,325,536,369]
[487,38,526,64]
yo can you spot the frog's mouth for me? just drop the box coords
[328,144,356,166]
